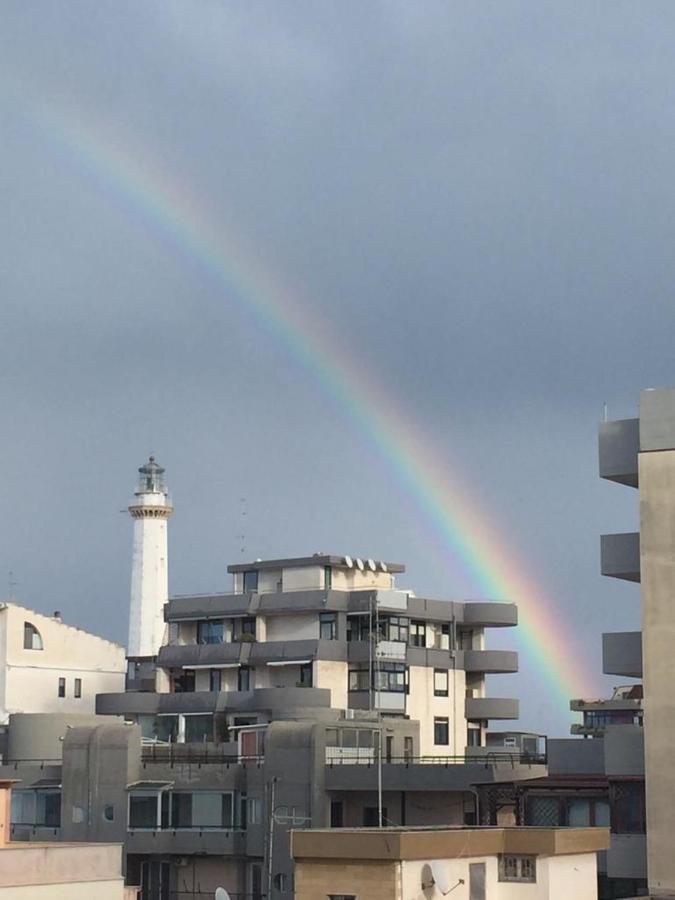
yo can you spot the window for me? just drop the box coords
[320,612,337,641]
[299,662,313,687]
[611,781,646,833]
[23,622,43,650]
[434,669,448,697]
[172,669,195,693]
[387,616,409,643]
[233,616,256,641]
[330,800,344,827]
[170,791,233,829]
[434,717,449,745]
[247,797,262,825]
[129,793,160,829]
[498,855,536,883]
[243,570,258,592]
[403,736,413,761]
[74,678,82,699]
[184,714,213,743]
[273,874,288,891]
[210,669,222,692]
[410,620,426,648]
[168,622,179,644]
[348,666,370,692]
[103,804,114,822]
[324,566,332,590]
[58,677,66,698]
[238,667,251,692]
[467,724,482,747]
[197,619,224,645]
[439,623,451,650]
[348,664,408,694]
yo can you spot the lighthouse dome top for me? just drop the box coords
[137,455,166,494]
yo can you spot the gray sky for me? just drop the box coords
[1,1,669,735]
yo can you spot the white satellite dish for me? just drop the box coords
[380,561,388,572]
[215,889,231,900]
[356,558,364,570]
[344,555,353,568]
[367,558,376,571]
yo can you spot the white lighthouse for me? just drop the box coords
[127,456,173,658]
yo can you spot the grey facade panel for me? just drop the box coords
[598,418,639,487]
[461,650,518,674]
[600,532,641,582]
[465,698,519,720]
[461,603,518,628]
[606,834,647,880]
[639,387,675,452]
[603,725,645,777]
[324,761,545,793]
[97,687,333,718]
[166,594,250,621]
[158,642,243,668]
[602,631,642,678]
[546,738,606,775]
[126,829,246,856]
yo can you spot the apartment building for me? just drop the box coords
[0,602,125,724]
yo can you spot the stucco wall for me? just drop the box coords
[408,665,465,757]
[315,660,348,708]
[0,604,125,723]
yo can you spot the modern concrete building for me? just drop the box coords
[0,602,125,725]
[0,777,136,899]
[291,825,610,900]
[599,387,675,897]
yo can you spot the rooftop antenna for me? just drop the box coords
[7,571,18,601]
[237,498,247,556]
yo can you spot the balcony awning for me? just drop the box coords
[183,663,240,669]
[126,780,174,792]
[266,659,312,667]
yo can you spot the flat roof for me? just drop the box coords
[228,554,406,574]
[291,826,610,861]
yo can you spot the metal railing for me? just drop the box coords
[326,752,546,768]
[141,744,262,767]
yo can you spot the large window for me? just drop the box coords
[434,717,449,745]
[320,613,337,641]
[129,791,233,830]
[11,789,61,827]
[346,615,409,643]
[172,669,195,693]
[23,622,43,650]
[299,663,313,687]
[238,667,251,692]
[611,781,646,834]
[348,664,408,694]
[209,669,222,692]
[197,619,224,645]
[434,669,449,697]
[243,570,259,592]
[184,714,213,743]
[410,621,426,648]
[233,617,256,640]
[387,616,409,643]
[525,794,611,828]
[129,793,161,829]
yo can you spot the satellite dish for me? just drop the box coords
[367,558,376,571]
[356,558,364,571]
[215,889,231,900]
[380,561,388,572]
[344,555,353,568]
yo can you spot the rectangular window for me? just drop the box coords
[434,717,449,745]
[433,669,448,697]
[172,669,195,693]
[374,663,408,693]
[299,662,313,687]
[197,619,224,645]
[238,667,251,692]
[467,725,482,747]
[184,714,213,744]
[387,616,409,643]
[58,677,66,698]
[320,612,337,640]
[243,570,259,592]
[348,666,370,692]
[246,797,262,825]
[209,669,222,692]
[403,736,414,761]
[74,678,82,699]
[498,855,536,883]
[324,566,332,590]
[129,793,159,829]
[233,617,256,640]
[439,623,451,650]
[410,620,426,647]
[611,781,646,833]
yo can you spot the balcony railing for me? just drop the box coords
[325,752,546,768]
[140,743,261,767]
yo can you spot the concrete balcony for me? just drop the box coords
[462,650,518,674]
[598,418,639,487]
[600,532,640,582]
[96,686,332,717]
[126,828,246,856]
[465,697,519,720]
[602,631,642,678]
[461,603,518,628]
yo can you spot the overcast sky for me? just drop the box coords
[2,1,670,736]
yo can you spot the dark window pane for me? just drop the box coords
[129,794,158,829]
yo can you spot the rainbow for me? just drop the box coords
[27,102,597,715]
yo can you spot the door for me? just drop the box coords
[469,863,486,900]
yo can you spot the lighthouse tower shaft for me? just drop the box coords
[128,458,173,658]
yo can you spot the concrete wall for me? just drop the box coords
[6,713,123,762]
[0,604,125,723]
[0,843,126,897]
[638,445,675,895]
[314,660,347,708]
[266,614,319,642]
[408,665,465,756]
